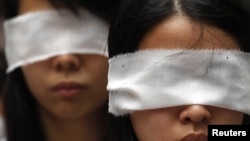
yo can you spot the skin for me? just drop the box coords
[130,15,244,141]
[20,0,109,141]
[22,54,108,120]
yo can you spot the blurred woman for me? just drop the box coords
[2,0,119,141]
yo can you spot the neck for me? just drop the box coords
[40,109,107,141]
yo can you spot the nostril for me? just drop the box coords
[55,63,62,71]
[184,117,206,123]
[53,55,80,72]
[201,117,209,123]
[68,63,78,71]
[179,105,211,124]
[55,62,78,71]
[185,117,191,122]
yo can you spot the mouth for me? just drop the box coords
[180,133,207,141]
[52,82,86,98]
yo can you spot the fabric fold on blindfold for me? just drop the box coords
[107,49,250,116]
[4,8,108,73]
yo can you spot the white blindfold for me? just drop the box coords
[108,49,250,116]
[4,8,108,73]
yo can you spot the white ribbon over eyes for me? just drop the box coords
[107,49,250,116]
[4,8,108,73]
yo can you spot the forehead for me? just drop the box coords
[138,15,239,50]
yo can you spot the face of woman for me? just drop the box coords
[20,0,108,120]
[22,54,108,119]
[130,15,244,141]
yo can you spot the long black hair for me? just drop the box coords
[0,50,7,94]
[2,0,120,141]
[108,0,250,141]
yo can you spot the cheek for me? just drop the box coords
[88,57,108,76]
[211,108,244,124]
[130,110,176,141]
[91,63,108,82]
[22,65,47,96]
[85,56,108,87]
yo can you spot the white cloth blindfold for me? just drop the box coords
[108,49,250,116]
[4,8,108,73]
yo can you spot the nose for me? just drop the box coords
[52,54,80,72]
[179,105,211,124]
